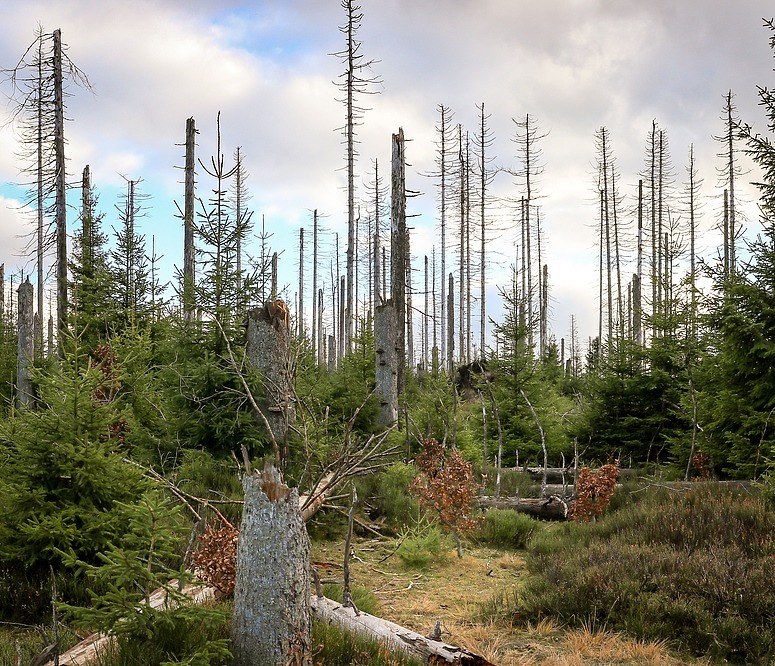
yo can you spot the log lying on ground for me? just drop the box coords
[478,495,569,520]
[522,467,574,484]
[311,595,494,665]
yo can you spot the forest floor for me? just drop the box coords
[311,535,710,666]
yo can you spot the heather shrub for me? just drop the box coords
[519,485,775,663]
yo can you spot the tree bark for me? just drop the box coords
[375,300,398,426]
[232,465,311,666]
[53,29,67,345]
[391,128,407,396]
[183,117,196,322]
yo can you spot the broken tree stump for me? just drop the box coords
[245,300,295,461]
[231,463,311,666]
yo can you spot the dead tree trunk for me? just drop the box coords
[298,227,304,338]
[328,334,336,373]
[478,495,568,521]
[231,464,311,666]
[312,210,318,362]
[446,273,454,376]
[16,278,34,409]
[183,117,196,322]
[53,29,67,344]
[375,300,398,427]
[391,128,407,396]
[317,288,324,366]
[246,301,294,465]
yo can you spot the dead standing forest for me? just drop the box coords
[1,4,775,666]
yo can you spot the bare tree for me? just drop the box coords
[3,27,90,349]
[332,0,381,354]
[512,114,547,351]
[181,117,197,322]
[391,128,407,395]
[715,91,745,279]
[474,103,496,357]
[426,105,455,366]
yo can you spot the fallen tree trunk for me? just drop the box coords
[478,495,568,520]
[311,595,494,665]
[522,467,573,484]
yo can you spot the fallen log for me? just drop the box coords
[522,467,574,484]
[478,495,568,520]
[311,595,494,665]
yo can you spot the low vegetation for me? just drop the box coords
[519,484,775,662]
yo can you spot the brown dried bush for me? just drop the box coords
[191,523,239,595]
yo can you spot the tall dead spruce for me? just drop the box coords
[332,0,381,354]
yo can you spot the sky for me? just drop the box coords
[1,0,774,356]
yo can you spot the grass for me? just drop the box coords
[0,625,80,665]
[312,621,424,666]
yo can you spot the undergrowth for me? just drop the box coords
[312,621,424,666]
[518,484,775,663]
[477,508,540,549]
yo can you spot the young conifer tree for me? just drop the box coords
[69,165,113,346]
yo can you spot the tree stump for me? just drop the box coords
[231,463,311,666]
[246,301,294,460]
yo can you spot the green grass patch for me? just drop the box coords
[321,583,380,616]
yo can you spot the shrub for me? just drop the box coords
[409,438,481,557]
[568,462,620,521]
[518,485,775,662]
[478,509,540,549]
